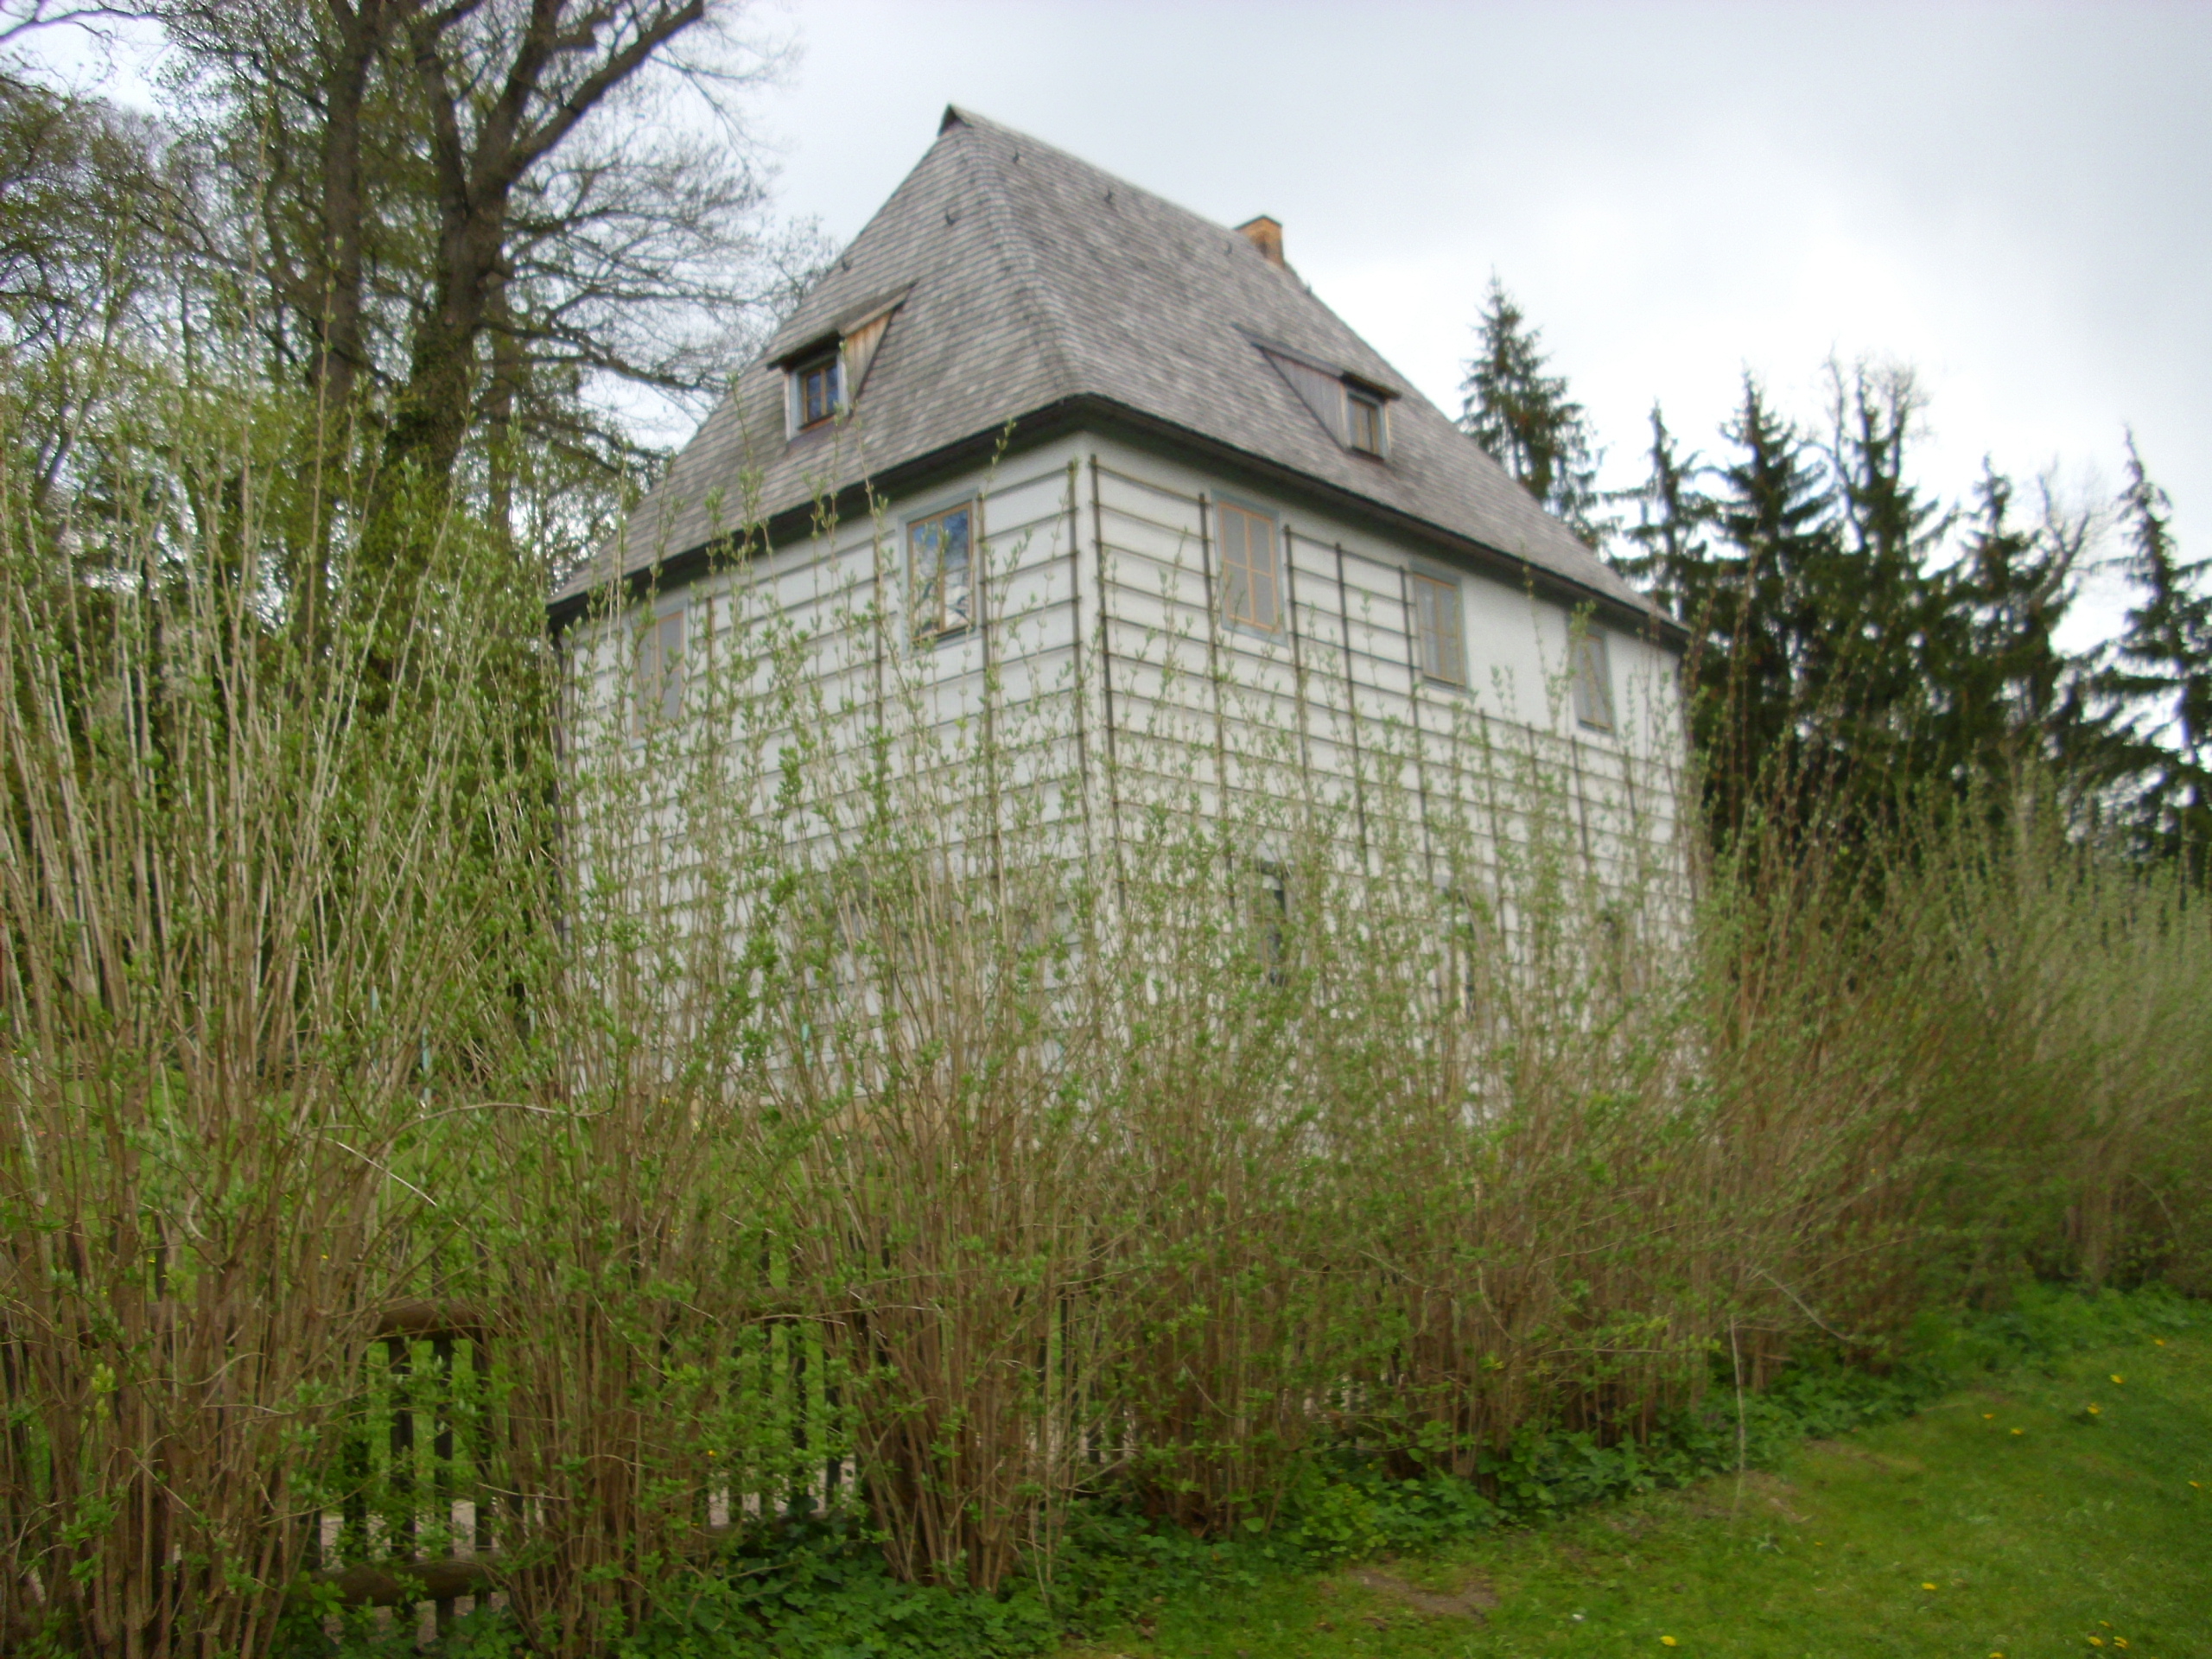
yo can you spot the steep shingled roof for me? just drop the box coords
[558,106,1658,623]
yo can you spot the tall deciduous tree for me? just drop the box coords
[1457,273,1605,546]
[156,0,820,594]
[0,77,172,514]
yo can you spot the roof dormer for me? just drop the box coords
[776,288,910,439]
[1254,340,1399,461]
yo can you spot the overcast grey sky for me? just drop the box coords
[23,0,2206,639]
[752,0,2209,641]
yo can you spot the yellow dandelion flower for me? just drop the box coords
[2086,1404,2101,1415]
[2111,1374,2125,1384]
[2012,1427,2025,1435]
[2191,1480,2203,1488]
[1922,1581,1937,1590]
[1661,1639,1678,1649]
[1983,1412,1994,1420]
[2090,1639,2105,1649]
[2114,1640,2130,1650]
[2154,1337,2166,1346]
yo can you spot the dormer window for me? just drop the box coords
[1347,387,1386,455]
[792,352,842,431]
[1256,341,1396,461]
[774,289,909,443]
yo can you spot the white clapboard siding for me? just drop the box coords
[564,430,1691,941]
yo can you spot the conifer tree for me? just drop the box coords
[1613,403,1713,617]
[1696,375,1840,836]
[1927,465,2104,796]
[2107,435,2212,870]
[1457,274,1605,545]
[1809,360,1952,798]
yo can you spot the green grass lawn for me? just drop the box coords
[1065,1329,2211,1659]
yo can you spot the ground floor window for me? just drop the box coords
[1412,571,1465,685]
[910,502,974,641]
[1216,501,1281,632]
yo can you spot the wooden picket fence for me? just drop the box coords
[309,1304,854,1630]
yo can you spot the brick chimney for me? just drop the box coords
[1236,215,1284,267]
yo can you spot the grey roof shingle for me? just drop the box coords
[558,106,1658,624]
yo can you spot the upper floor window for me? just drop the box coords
[1411,572,1465,685]
[1346,387,1387,456]
[1216,501,1281,632]
[633,607,684,737]
[910,502,973,641]
[1258,344,1395,461]
[792,351,842,431]
[776,290,906,442]
[1572,628,1615,732]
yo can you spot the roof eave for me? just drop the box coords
[1074,399,1686,649]
[549,395,1688,651]
[547,402,1094,632]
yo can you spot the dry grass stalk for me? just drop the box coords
[2,405,2206,1651]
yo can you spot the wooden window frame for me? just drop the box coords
[1346,387,1387,456]
[1410,570,1465,686]
[632,604,685,739]
[1446,886,1489,1016]
[908,499,975,644]
[1251,858,1289,984]
[791,351,843,432]
[1572,627,1616,732]
[1215,500,1281,633]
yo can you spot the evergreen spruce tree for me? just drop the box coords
[1457,274,1606,545]
[1613,403,1713,617]
[2107,435,2212,871]
[1612,370,2136,850]
[1810,361,1953,799]
[1926,465,2107,798]
[1698,375,1840,838]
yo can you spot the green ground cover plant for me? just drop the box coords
[294,1289,2207,1657]
[1058,1287,2211,1659]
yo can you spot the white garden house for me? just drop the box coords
[554,107,1688,913]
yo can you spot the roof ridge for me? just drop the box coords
[946,115,1081,417]
[939,104,1244,249]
